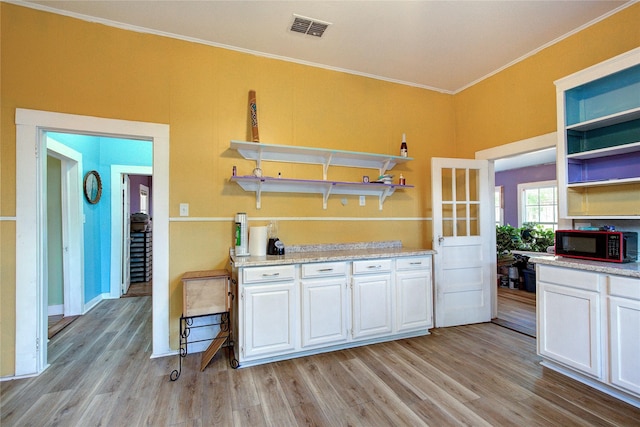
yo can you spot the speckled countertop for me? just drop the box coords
[529,253,640,279]
[230,240,435,268]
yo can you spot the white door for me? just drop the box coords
[301,277,348,348]
[609,295,640,395]
[431,158,493,327]
[121,174,131,295]
[242,283,297,360]
[352,273,393,339]
[538,281,601,378]
[395,269,432,332]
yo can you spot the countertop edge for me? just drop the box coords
[231,247,436,268]
[533,256,640,278]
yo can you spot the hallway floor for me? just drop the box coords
[493,286,536,337]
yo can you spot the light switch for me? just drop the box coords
[179,203,189,217]
[359,196,366,206]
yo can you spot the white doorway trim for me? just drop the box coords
[46,138,84,317]
[110,166,153,299]
[475,132,557,161]
[475,131,562,319]
[15,108,171,376]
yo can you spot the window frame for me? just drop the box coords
[517,180,558,230]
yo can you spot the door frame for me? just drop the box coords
[475,131,560,318]
[110,166,152,298]
[15,109,171,377]
[45,139,84,317]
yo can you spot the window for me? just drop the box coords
[139,184,149,215]
[518,180,557,230]
[495,186,504,226]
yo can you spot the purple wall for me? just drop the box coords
[129,175,153,217]
[495,164,556,227]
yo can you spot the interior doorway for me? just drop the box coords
[475,132,568,337]
[121,173,154,298]
[110,167,153,299]
[15,109,171,377]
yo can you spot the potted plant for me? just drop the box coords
[518,222,555,253]
[496,224,521,265]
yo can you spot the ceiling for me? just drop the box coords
[18,0,630,93]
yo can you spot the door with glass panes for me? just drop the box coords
[431,158,493,327]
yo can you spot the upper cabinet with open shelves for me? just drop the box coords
[229,140,413,210]
[555,48,640,218]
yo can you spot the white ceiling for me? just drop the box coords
[18,0,630,93]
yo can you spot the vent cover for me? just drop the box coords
[290,14,331,38]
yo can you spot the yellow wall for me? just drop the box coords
[455,4,640,156]
[1,3,638,375]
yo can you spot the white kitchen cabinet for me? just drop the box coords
[537,262,640,407]
[352,259,393,339]
[232,249,434,368]
[240,265,297,360]
[395,256,433,332]
[301,262,349,348]
[537,265,602,378]
[608,275,640,396]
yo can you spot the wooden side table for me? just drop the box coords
[170,269,238,381]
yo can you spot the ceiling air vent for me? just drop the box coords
[290,14,331,38]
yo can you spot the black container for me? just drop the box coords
[523,268,536,293]
[267,238,279,255]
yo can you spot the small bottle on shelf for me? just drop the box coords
[400,133,408,157]
[399,174,405,185]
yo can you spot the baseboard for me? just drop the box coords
[83,292,110,314]
[47,304,63,316]
[541,359,640,409]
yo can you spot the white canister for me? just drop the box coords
[249,226,268,257]
[234,213,249,256]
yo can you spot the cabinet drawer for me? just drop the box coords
[608,275,640,300]
[353,259,392,274]
[538,265,600,292]
[301,262,347,278]
[396,256,431,271]
[243,265,295,284]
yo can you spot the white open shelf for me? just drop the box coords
[566,107,640,132]
[230,140,412,179]
[230,141,413,210]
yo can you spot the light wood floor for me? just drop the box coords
[494,287,536,337]
[3,297,639,426]
[123,280,152,297]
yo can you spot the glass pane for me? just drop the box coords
[455,169,467,202]
[441,168,453,202]
[526,206,540,223]
[469,219,479,236]
[468,168,479,202]
[539,187,555,205]
[456,204,468,236]
[469,203,479,236]
[443,220,454,237]
[540,205,556,222]
[525,189,539,205]
[442,202,453,220]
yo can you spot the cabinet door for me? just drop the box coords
[396,270,432,332]
[242,283,297,360]
[609,296,640,395]
[301,277,348,348]
[352,274,392,339]
[538,282,601,378]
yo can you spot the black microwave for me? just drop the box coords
[555,230,638,263]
